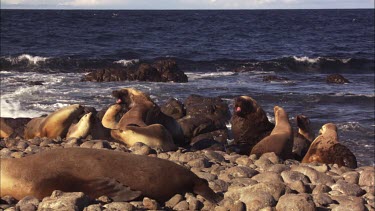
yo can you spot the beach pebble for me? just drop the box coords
[38,190,90,211]
[187,157,211,168]
[331,180,365,196]
[173,200,189,210]
[312,193,333,207]
[276,193,316,211]
[16,196,39,211]
[165,194,184,208]
[103,202,134,211]
[343,171,360,184]
[80,140,111,149]
[291,165,335,185]
[83,204,103,211]
[142,197,159,210]
[240,191,276,210]
[0,148,12,158]
[359,169,375,187]
[252,172,283,183]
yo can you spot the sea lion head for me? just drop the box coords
[296,115,310,131]
[274,106,287,119]
[320,123,337,135]
[112,88,152,108]
[233,96,257,117]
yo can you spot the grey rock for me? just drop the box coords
[266,164,290,173]
[281,170,310,184]
[259,152,282,164]
[38,190,90,211]
[343,171,360,184]
[359,169,375,187]
[252,172,283,183]
[330,195,366,211]
[254,158,273,171]
[187,157,211,168]
[331,180,365,196]
[287,180,307,193]
[210,179,228,193]
[226,182,285,201]
[276,193,316,211]
[224,154,242,164]
[204,151,226,163]
[16,196,39,211]
[226,166,258,178]
[312,193,333,207]
[291,165,335,185]
[103,202,134,211]
[312,184,332,194]
[230,178,258,187]
[240,191,276,210]
[195,171,217,182]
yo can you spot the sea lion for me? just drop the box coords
[0,148,222,203]
[229,96,274,155]
[110,124,177,152]
[105,88,185,145]
[250,106,294,160]
[292,115,315,160]
[24,104,84,139]
[66,112,93,139]
[0,118,14,138]
[302,123,357,168]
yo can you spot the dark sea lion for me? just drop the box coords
[292,115,315,160]
[110,124,177,152]
[0,117,32,139]
[302,123,357,168]
[23,104,84,139]
[0,148,222,203]
[66,112,93,139]
[107,88,185,145]
[250,106,294,160]
[230,96,274,155]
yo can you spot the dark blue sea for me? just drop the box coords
[0,9,374,166]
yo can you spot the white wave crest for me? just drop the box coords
[5,54,50,65]
[185,71,236,80]
[0,99,45,118]
[114,59,139,67]
[292,56,320,63]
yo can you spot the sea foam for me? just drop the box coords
[5,54,50,65]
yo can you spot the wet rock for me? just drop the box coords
[103,202,134,211]
[326,74,350,84]
[331,180,365,196]
[276,193,316,211]
[38,190,90,211]
[359,169,375,187]
[16,196,39,211]
[160,98,185,120]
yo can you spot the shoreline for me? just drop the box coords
[1,136,374,210]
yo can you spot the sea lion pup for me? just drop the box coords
[0,117,14,138]
[24,104,84,139]
[105,88,185,145]
[250,106,294,160]
[302,123,357,168]
[293,115,315,160]
[0,148,222,203]
[66,112,93,139]
[229,96,274,155]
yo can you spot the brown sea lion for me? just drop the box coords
[250,106,294,160]
[292,115,315,160]
[0,148,222,203]
[302,123,357,168]
[106,88,185,145]
[110,124,177,152]
[229,96,274,155]
[66,112,93,139]
[24,104,84,139]
[0,117,14,138]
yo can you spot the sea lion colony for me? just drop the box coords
[0,87,362,209]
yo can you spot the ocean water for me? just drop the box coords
[0,9,374,166]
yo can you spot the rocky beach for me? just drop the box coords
[1,135,374,211]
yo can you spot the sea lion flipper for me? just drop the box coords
[87,177,142,202]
